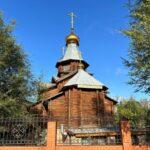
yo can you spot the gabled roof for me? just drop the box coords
[64,69,104,89]
[58,43,83,62]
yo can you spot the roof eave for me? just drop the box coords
[62,84,103,90]
[56,59,89,68]
[105,95,118,104]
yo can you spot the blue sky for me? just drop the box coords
[0,0,149,100]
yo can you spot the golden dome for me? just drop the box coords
[66,33,79,45]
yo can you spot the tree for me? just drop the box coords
[0,13,35,117]
[115,97,145,126]
[123,0,150,94]
[145,108,150,142]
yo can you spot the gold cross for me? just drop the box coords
[68,12,76,32]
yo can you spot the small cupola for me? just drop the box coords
[56,12,89,75]
[66,32,79,46]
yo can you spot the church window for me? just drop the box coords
[63,65,70,71]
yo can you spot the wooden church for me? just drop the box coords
[31,13,117,128]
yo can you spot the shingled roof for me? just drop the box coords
[58,43,83,62]
[64,68,104,89]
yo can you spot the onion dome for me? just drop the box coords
[66,33,79,46]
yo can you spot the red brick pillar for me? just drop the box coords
[47,121,56,150]
[121,118,132,150]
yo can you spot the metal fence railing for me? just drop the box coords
[0,116,149,146]
[56,116,150,146]
[0,117,48,146]
[56,117,122,145]
[131,125,150,145]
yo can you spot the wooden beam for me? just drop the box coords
[75,131,120,138]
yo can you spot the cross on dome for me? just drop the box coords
[66,12,79,46]
[68,12,76,32]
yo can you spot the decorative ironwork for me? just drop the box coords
[11,123,26,139]
[0,117,48,146]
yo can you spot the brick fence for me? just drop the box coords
[0,121,149,150]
